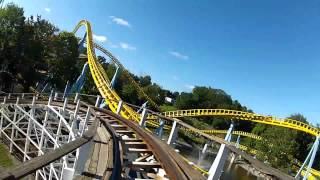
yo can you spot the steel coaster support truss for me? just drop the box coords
[110,64,120,89]
[0,95,91,180]
[66,62,89,96]
[208,123,234,180]
[295,136,320,180]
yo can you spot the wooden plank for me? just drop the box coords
[86,134,101,176]
[127,161,162,168]
[96,126,111,177]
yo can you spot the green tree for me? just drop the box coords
[255,126,298,173]
[48,31,80,89]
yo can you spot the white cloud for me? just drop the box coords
[44,8,51,13]
[119,42,136,50]
[169,51,189,60]
[93,34,107,43]
[172,75,179,81]
[185,84,195,90]
[109,16,131,28]
[110,43,119,48]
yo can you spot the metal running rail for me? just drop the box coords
[148,109,320,136]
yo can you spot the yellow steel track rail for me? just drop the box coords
[72,20,160,129]
[73,20,140,122]
[148,109,319,136]
[202,130,262,140]
[92,42,159,110]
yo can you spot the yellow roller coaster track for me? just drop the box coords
[73,20,141,121]
[202,129,262,140]
[72,20,320,140]
[92,41,159,110]
[72,20,163,131]
[148,109,320,136]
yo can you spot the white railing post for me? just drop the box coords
[54,92,59,101]
[167,120,179,147]
[95,95,101,107]
[74,93,80,103]
[139,108,148,128]
[116,100,123,115]
[48,93,53,105]
[3,96,6,104]
[156,118,165,139]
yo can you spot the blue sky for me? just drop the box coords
[7,0,320,124]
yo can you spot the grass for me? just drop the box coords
[0,143,13,168]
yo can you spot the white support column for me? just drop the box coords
[74,93,80,103]
[95,95,101,107]
[48,92,53,105]
[8,93,11,99]
[63,97,68,111]
[74,99,80,121]
[23,96,36,161]
[303,137,319,180]
[63,81,69,100]
[156,118,165,139]
[0,97,5,137]
[54,92,59,101]
[0,109,3,138]
[3,96,6,104]
[208,123,234,180]
[198,142,209,165]
[167,120,179,147]
[80,107,91,135]
[139,108,147,128]
[295,136,320,180]
[37,96,52,156]
[10,98,20,153]
[21,93,25,99]
[229,135,241,165]
[116,100,123,115]
[50,89,54,99]
[235,135,240,148]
